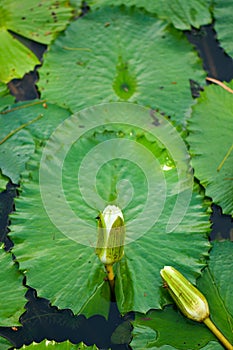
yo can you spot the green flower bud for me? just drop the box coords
[160,266,209,322]
[96,205,125,265]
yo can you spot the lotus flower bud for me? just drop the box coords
[96,205,125,265]
[160,266,209,322]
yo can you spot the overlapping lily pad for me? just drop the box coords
[0,246,26,326]
[0,101,70,184]
[197,241,233,345]
[132,241,233,349]
[187,82,233,215]
[17,340,98,349]
[10,103,210,315]
[0,173,8,192]
[0,0,73,82]
[89,0,212,30]
[0,82,15,110]
[214,0,233,57]
[0,336,12,350]
[38,6,205,126]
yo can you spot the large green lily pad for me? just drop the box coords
[10,103,210,315]
[0,246,26,326]
[89,1,212,30]
[187,82,233,215]
[38,6,205,126]
[132,241,233,349]
[0,0,73,82]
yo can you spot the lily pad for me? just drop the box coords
[79,281,110,319]
[0,336,12,350]
[89,1,212,30]
[38,6,205,126]
[187,82,233,215]
[0,101,70,184]
[10,103,210,315]
[131,241,233,349]
[0,246,26,326]
[0,0,73,82]
[214,0,233,57]
[0,172,9,192]
[0,82,15,109]
[199,343,223,350]
[197,241,233,345]
[0,28,40,83]
[132,306,216,349]
[17,340,98,349]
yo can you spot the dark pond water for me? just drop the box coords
[0,16,233,350]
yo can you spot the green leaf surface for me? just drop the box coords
[199,342,223,350]
[197,241,233,345]
[187,82,233,215]
[0,28,40,83]
[0,172,9,192]
[111,320,133,345]
[69,0,83,10]
[79,281,110,319]
[0,246,26,326]
[214,0,233,57]
[1,0,73,44]
[0,0,73,82]
[10,103,210,314]
[0,336,12,350]
[147,0,212,30]
[0,82,15,110]
[0,128,35,185]
[132,306,216,349]
[38,6,205,126]
[132,241,233,349]
[17,340,98,349]
[90,1,212,30]
[0,101,70,183]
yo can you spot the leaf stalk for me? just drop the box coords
[105,264,115,293]
[204,317,233,350]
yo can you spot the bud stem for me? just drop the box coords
[204,317,233,350]
[105,264,115,292]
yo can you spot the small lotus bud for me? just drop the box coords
[96,205,125,265]
[160,266,209,322]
